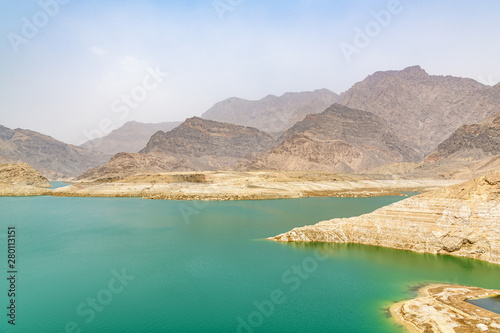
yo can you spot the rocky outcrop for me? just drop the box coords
[201,89,339,133]
[140,117,277,170]
[365,112,500,180]
[341,66,500,157]
[80,121,181,154]
[0,163,50,187]
[425,111,500,163]
[0,162,51,196]
[391,284,500,332]
[0,125,111,179]
[238,104,420,172]
[77,152,196,181]
[271,171,500,264]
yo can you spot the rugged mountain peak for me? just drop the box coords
[238,104,419,172]
[341,66,497,156]
[140,117,276,170]
[0,125,15,141]
[399,65,428,77]
[201,89,340,133]
[80,120,181,155]
[366,65,428,82]
[173,117,274,138]
[0,124,111,179]
[424,111,500,163]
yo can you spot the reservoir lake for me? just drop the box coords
[1,195,499,332]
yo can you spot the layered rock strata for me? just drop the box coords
[271,171,500,264]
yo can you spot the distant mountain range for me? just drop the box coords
[237,104,420,172]
[201,89,340,134]
[2,65,500,181]
[0,125,110,179]
[79,117,276,180]
[80,121,181,154]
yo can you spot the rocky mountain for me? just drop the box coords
[0,162,50,187]
[238,104,420,172]
[425,111,500,162]
[0,162,51,196]
[201,89,340,133]
[0,125,111,179]
[139,117,276,170]
[77,152,195,181]
[341,66,500,157]
[364,111,500,180]
[271,170,500,264]
[80,121,182,155]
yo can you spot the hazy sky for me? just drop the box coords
[1,0,500,144]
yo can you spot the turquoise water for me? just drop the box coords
[1,196,500,333]
[49,182,71,189]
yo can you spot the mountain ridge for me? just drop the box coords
[237,104,420,172]
[341,65,500,157]
[201,88,340,133]
[0,124,111,179]
[80,120,182,155]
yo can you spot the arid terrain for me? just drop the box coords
[391,284,500,332]
[51,171,460,200]
[1,65,500,333]
[0,163,51,196]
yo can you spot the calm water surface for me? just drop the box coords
[49,182,71,189]
[1,196,499,333]
[468,296,500,315]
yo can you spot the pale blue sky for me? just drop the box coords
[1,0,499,144]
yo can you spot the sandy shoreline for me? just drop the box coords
[1,171,463,200]
[390,284,500,332]
[46,171,461,200]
